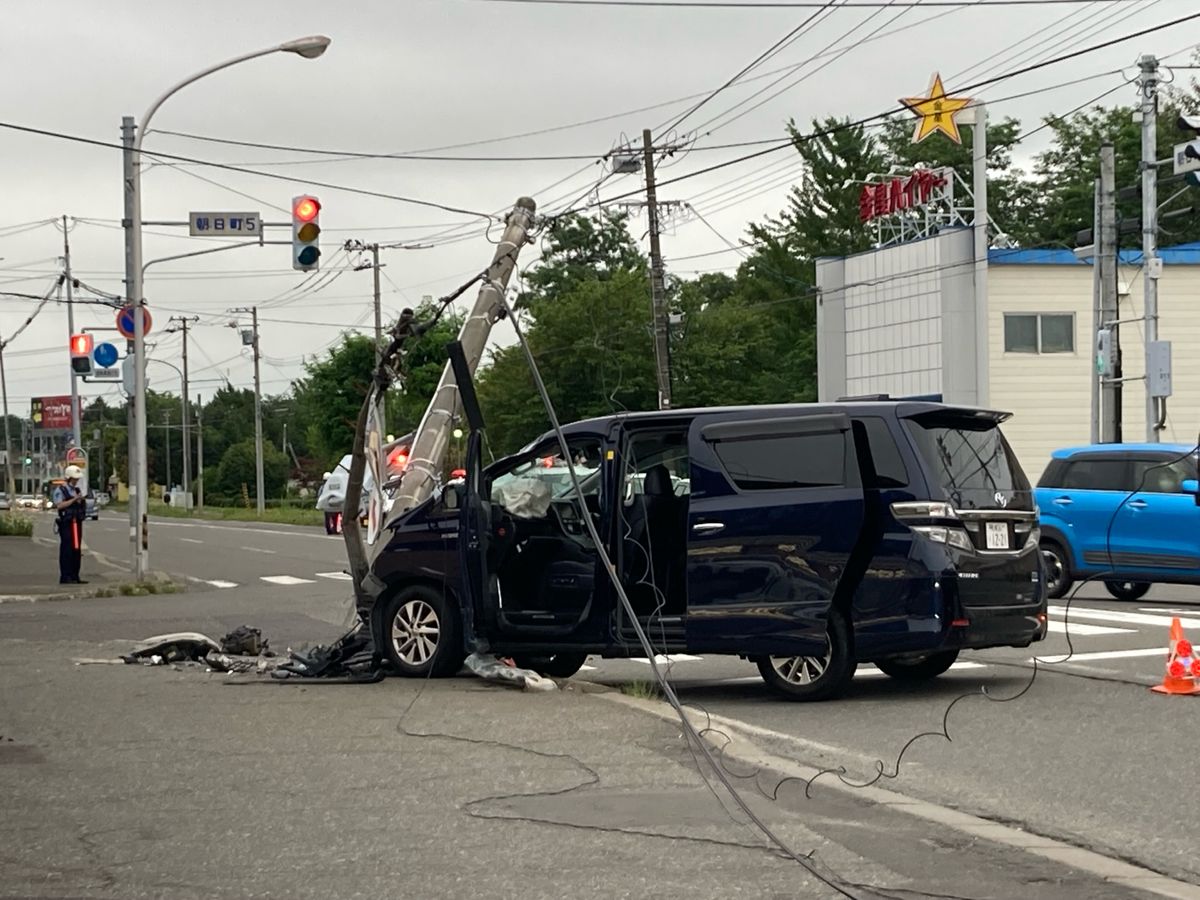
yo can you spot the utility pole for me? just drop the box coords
[0,339,15,499]
[1138,54,1161,442]
[372,243,382,365]
[196,394,204,511]
[393,197,537,514]
[643,128,672,410]
[1099,143,1121,444]
[230,307,265,515]
[62,215,83,453]
[167,316,198,503]
[164,410,172,492]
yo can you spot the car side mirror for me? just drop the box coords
[441,482,464,511]
[1183,479,1200,505]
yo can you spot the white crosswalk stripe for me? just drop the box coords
[1045,619,1133,636]
[316,571,353,581]
[260,575,316,586]
[207,580,237,589]
[632,654,703,664]
[1048,605,1200,631]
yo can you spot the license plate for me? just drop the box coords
[985,522,1009,550]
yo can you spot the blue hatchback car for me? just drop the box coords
[1035,443,1200,601]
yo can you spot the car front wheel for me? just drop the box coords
[1104,580,1151,602]
[874,649,959,681]
[755,610,856,701]
[381,585,464,678]
[1040,540,1073,599]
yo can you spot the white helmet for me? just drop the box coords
[64,465,83,479]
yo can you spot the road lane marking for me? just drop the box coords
[245,547,276,554]
[180,538,203,544]
[208,580,238,589]
[261,575,316,586]
[1048,605,1200,630]
[151,520,329,539]
[631,654,703,664]
[1044,619,1132,636]
[1035,647,1165,663]
[316,571,352,581]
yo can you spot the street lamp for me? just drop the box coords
[123,35,331,579]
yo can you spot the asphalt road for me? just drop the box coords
[53,510,1200,888]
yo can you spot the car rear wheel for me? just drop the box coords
[511,652,588,679]
[1040,540,1073,599]
[755,610,856,701]
[874,649,959,681]
[381,585,464,678]
[1104,580,1151,602]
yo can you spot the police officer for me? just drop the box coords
[53,465,87,584]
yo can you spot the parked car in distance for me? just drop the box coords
[0,492,10,511]
[361,399,1047,701]
[85,490,99,521]
[1036,443,1200,601]
[16,495,40,510]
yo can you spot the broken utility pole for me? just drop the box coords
[391,196,537,516]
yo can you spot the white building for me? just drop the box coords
[816,229,1200,476]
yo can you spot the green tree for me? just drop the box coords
[1022,101,1200,248]
[213,438,288,501]
[478,268,658,455]
[518,209,644,310]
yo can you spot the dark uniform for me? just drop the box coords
[53,482,85,584]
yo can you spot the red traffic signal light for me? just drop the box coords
[294,196,320,222]
[70,333,94,376]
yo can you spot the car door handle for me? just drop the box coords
[1053,497,1073,506]
[693,522,725,534]
[1128,499,1148,510]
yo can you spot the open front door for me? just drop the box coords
[683,411,873,658]
[449,341,490,649]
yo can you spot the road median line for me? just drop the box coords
[598,691,1200,899]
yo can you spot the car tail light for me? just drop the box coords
[891,501,973,551]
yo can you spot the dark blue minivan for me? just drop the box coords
[359,400,1047,700]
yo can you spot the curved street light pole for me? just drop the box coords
[124,35,330,579]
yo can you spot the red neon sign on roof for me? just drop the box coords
[858,168,947,223]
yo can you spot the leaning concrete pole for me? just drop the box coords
[392,197,537,513]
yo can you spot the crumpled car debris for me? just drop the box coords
[271,626,383,683]
[121,632,221,666]
[465,652,557,692]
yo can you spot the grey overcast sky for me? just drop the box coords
[1,0,1196,414]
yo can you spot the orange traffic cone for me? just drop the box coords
[1151,618,1200,696]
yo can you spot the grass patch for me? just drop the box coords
[0,511,34,537]
[108,500,323,527]
[620,680,663,701]
[115,580,183,596]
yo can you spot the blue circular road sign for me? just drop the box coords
[93,342,118,368]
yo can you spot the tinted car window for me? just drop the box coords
[855,417,909,488]
[903,416,1031,509]
[713,432,846,490]
[1059,458,1127,491]
[1130,455,1197,494]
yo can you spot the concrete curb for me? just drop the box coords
[599,691,1200,900]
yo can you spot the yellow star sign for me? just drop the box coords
[901,73,972,144]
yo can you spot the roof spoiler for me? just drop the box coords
[836,393,892,402]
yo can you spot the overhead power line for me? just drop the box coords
[579,11,1200,212]
[463,0,1147,6]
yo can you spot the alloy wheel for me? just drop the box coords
[391,599,440,666]
[769,643,832,686]
[1041,547,1065,594]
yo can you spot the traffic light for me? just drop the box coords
[1176,115,1200,188]
[70,333,93,376]
[292,195,321,271]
